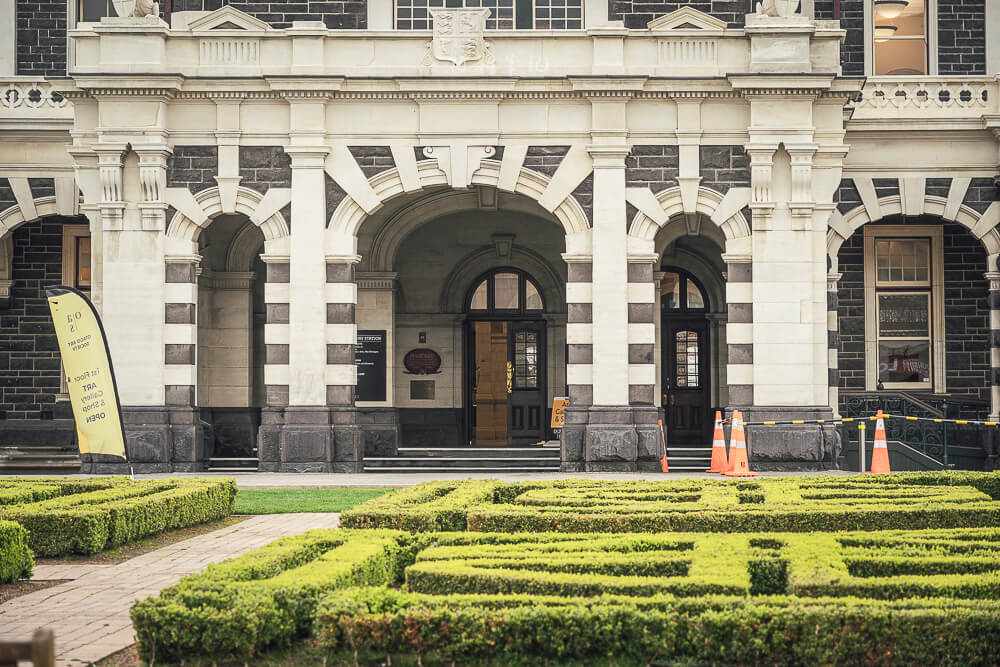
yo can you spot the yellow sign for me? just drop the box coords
[550,396,569,429]
[46,287,127,460]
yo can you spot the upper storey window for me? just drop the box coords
[78,0,116,21]
[396,0,582,30]
[872,0,928,75]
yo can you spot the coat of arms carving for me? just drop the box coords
[425,8,495,66]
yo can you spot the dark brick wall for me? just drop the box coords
[963,177,998,215]
[836,0,864,76]
[524,146,569,178]
[836,178,863,214]
[0,217,89,419]
[349,146,396,179]
[239,146,291,194]
[167,146,219,194]
[570,172,594,224]
[699,145,749,195]
[169,0,365,28]
[837,216,989,404]
[16,0,68,77]
[626,145,679,194]
[0,179,15,213]
[610,0,750,29]
[326,173,348,218]
[937,0,986,75]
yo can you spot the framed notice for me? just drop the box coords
[355,330,387,402]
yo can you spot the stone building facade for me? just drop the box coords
[0,0,998,472]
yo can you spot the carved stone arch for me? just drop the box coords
[366,188,563,272]
[326,159,592,259]
[0,196,64,240]
[438,245,567,314]
[827,195,999,272]
[627,186,751,257]
[165,186,290,246]
[225,221,267,272]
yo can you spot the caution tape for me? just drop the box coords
[733,414,999,427]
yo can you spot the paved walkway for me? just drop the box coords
[0,513,340,667]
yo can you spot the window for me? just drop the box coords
[675,330,700,388]
[62,225,91,297]
[660,269,709,312]
[395,0,582,29]
[466,268,544,314]
[513,328,538,389]
[871,0,930,75]
[78,0,116,22]
[864,226,944,391]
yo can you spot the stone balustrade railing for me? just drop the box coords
[849,76,997,120]
[0,78,72,117]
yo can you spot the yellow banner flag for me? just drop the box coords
[46,286,127,460]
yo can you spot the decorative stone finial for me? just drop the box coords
[755,0,800,17]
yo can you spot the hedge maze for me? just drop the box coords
[123,472,1000,664]
[0,477,237,557]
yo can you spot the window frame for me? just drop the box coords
[465,267,545,316]
[863,225,944,392]
[392,0,584,30]
[59,224,91,399]
[865,0,938,77]
[659,267,710,313]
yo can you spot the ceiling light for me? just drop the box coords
[875,0,908,19]
[874,24,898,42]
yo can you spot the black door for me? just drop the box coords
[508,321,546,443]
[662,317,710,445]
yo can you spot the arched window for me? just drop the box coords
[660,268,708,312]
[466,268,545,314]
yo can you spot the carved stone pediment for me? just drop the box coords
[187,6,271,32]
[425,8,495,67]
[647,7,729,31]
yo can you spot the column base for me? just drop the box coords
[107,406,208,474]
[257,406,364,473]
[737,405,842,471]
[356,407,401,457]
[560,405,660,472]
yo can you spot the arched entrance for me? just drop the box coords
[660,267,712,445]
[464,268,547,445]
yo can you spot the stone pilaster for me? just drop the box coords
[326,259,363,472]
[724,255,753,409]
[561,258,592,471]
[828,271,842,417]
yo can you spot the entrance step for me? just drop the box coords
[397,447,560,458]
[0,446,81,475]
[365,446,560,473]
[206,457,259,472]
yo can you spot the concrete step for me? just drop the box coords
[207,457,258,472]
[396,447,560,459]
[364,456,559,470]
[363,466,563,473]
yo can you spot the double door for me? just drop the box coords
[662,317,711,445]
[468,320,546,445]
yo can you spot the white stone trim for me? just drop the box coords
[567,363,593,385]
[989,0,1000,74]
[326,322,356,344]
[566,282,593,303]
[566,322,592,344]
[265,323,290,344]
[325,282,358,303]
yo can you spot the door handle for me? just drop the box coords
[506,361,513,395]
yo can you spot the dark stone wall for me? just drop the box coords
[348,146,396,179]
[239,146,292,194]
[610,0,750,29]
[837,216,989,404]
[16,0,68,77]
[937,0,986,75]
[0,179,15,213]
[835,178,862,214]
[963,177,998,215]
[626,145,679,194]
[699,145,749,195]
[169,0,366,28]
[399,407,462,446]
[523,146,569,178]
[570,172,594,224]
[167,146,219,194]
[0,217,89,420]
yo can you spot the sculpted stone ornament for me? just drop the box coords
[425,8,495,66]
[755,0,799,17]
[113,0,157,16]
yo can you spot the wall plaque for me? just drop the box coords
[355,330,387,402]
[404,348,442,374]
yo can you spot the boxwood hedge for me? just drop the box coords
[341,472,1000,533]
[132,525,1000,663]
[0,477,237,556]
[0,519,32,584]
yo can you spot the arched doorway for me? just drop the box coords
[464,267,547,445]
[660,267,712,445]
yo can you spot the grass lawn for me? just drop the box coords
[234,487,396,514]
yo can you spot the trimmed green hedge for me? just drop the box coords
[341,473,1000,533]
[0,519,33,584]
[0,477,237,556]
[131,525,1000,662]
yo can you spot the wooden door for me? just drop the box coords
[508,321,546,443]
[662,318,710,445]
[473,321,508,444]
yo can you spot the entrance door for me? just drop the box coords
[508,321,546,442]
[660,268,712,445]
[473,321,509,444]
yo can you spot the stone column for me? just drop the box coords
[627,257,661,470]
[326,259,362,472]
[162,257,204,472]
[828,271,842,417]
[724,255,754,410]
[258,257,289,471]
[987,269,1000,469]
[561,257,592,471]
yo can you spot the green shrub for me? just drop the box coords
[0,477,237,556]
[341,473,1000,534]
[0,520,33,584]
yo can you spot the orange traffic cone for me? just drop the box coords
[723,410,758,478]
[657,419,669,472]
[706,411,728,473]
[865,409,892,474]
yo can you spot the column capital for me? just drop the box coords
[827,271,842,291]
[985,271,1000,291]
[586,144,630,166]
[721,253,752,264]
[325,253,362,265]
